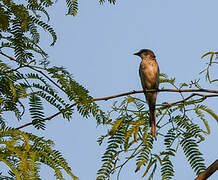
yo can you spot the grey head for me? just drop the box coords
[134,49,156,59]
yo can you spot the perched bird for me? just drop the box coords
[134,49,160,137]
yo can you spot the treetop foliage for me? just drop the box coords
[0,0,111,178]
[0,0,217,179]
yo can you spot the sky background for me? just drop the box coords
[3,0,218,179]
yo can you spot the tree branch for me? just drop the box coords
[93,89,218,101]
[16,88,218,130]
[16,103,77,130]
[195,160,218,180]
[0,51,17,62]
[163,93,218,106]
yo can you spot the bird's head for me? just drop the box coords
[134,49,155,59]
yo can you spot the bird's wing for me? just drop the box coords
[154,63,160,89]
[139,63,147,90]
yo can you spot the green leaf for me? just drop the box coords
[179,83,188,88]
[202,119,210,134]
[142,159,155,178]
[154,154,162,165]
[109,118,123,135]
[201,52,214,59]
[127,96,135,103]
[209,53,214,66]
[199,105,218,122]
[66,0,78,16]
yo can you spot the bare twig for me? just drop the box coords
[163,93,218,106]
[195,160,218,180]
[93,89,218,101]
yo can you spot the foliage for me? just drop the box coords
[66,0,78,16]
[0,0,217,179]
[200,51,218,83]
[99,0,116,5]
[0,0,110,179]
[0,127,78,180]
[96,69,218,179]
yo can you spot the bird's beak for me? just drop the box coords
[133,52,140,56]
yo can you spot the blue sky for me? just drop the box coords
[6,0,218,179]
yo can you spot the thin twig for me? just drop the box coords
[1,51,66,93]
[93,89,218,101]
[116,142,143,180]
[172,83,187,118]
[163,93,218,106]
[16,103,77,130]
[0,51,17,62]
[26,65,66,93]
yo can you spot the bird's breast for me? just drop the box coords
[139,60,159,89]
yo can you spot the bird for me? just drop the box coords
[134,49,160,137]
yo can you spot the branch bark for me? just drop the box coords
[93,89,218,101]
[195,160,218,180]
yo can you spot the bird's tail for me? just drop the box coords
[149,107,156,137]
